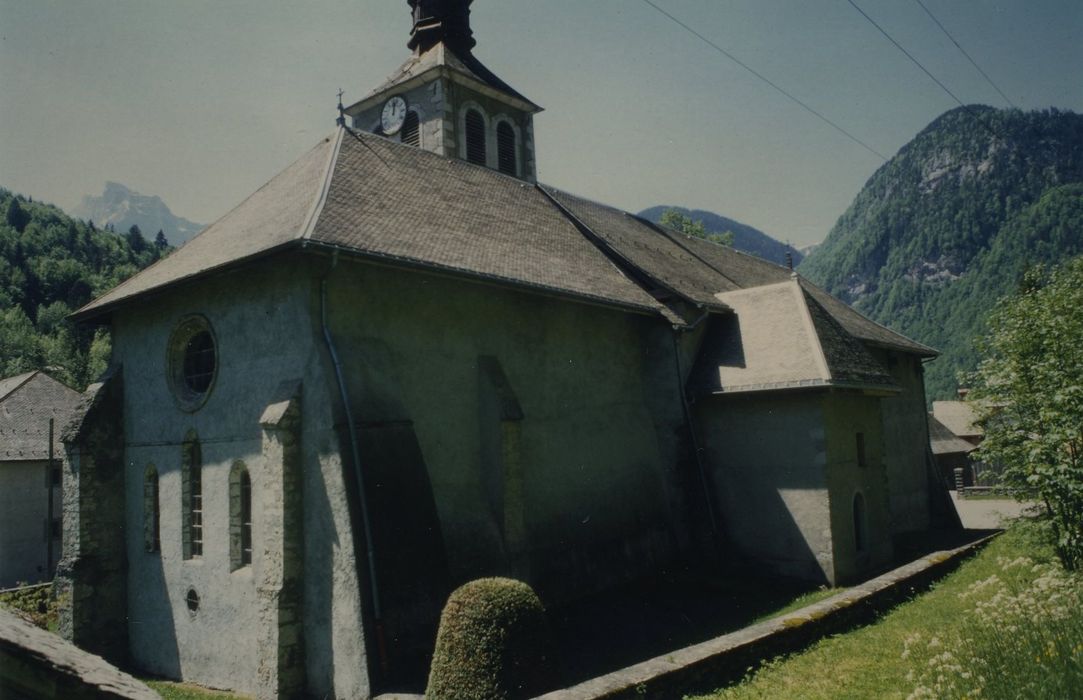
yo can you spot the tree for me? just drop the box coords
[6,197,31,233]
[967,255,1083,569]
[125,224,147,253]
[659,208,735,246]
[154,230,169,249]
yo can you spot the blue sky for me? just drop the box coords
[1,1,1080,246]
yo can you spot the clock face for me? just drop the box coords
[381,96,408,135]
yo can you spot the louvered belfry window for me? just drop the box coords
[465,109,486,165]
[497,121,516,176]
[402,110,420,147]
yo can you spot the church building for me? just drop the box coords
[59,2,949,698]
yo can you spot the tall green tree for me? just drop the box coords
[968,255,1083,569]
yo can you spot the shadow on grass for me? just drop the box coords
[548,564,839,688]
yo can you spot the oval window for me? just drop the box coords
[168,316,217,411]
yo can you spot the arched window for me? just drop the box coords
[182,431,203,559]
[496,121,517,176]
[853,492,867,554]
[144,466,160,553]
[465,108,486,165]
[401,110,420,147]
[230,461,252,570]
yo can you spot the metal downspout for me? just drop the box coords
[319,252,389,671]
[671,314,721,543]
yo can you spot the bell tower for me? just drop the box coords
[342,0,542,182]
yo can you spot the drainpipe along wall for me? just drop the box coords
[318,251,390,673]
[670,311,723,559]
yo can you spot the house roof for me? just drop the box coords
[688,280,900,396]
[0,371,84,462]
[931,400,982,439]
[72,126,933,362]
[0,371,37,402]
[346,42,540,115]
[928,413,977,455]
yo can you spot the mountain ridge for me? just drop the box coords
[70,181,203,245]
[638,205,803,267]
[798,106,1083,400]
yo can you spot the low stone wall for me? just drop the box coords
[535,535,996,700]
[0,607,157,699]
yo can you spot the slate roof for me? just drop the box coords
[349,42,540,113]
[73,126,934,366]
[688,280,900,395]
[932,400,982,440]
[0,371,84,462]
[928,413,977,455]
[651,229,937,356]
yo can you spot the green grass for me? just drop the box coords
[0,583,59,631]
[144,679,249,699]
[689,523,1081,699]
[750,587,842,624]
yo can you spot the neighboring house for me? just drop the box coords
[57,3,952,698]
[928,413,977,488]
[0,371,83,588]
[931,395,982,447]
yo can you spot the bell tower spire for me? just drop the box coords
[408,0,476,55]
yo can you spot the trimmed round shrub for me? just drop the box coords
[426,577,553,700]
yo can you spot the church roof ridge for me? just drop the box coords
[70,126,934,362]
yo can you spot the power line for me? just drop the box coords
[912,0,1017,109]
[845,0,1001,138]
[640,0,887,161]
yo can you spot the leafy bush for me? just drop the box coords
[968,255,1083,570]
[426,577,553,700]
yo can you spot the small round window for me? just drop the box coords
[168,315,217,411]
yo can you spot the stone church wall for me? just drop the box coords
[111,257,369,699]
[696,392,834,583]
[821,392,894,583]
[324,259,690,608]
[873,350,934,533]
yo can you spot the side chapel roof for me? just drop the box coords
[72,127,935,364]
[0,371,84,462]
[688,280,901,396]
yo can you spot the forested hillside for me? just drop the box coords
[0,188,168,389]
[799,107,1083,400]
[638,205,802,267]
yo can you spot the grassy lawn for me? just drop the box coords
[690,522,1082,699]
[144,679,248,699]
